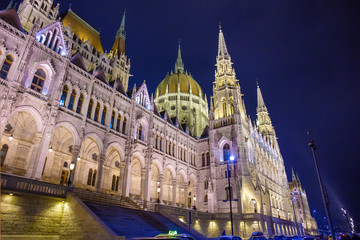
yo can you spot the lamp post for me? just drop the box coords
[308,137,336,240]
[157,184,161,204]
[227,155,234,236]
[252,199,257,213]
[67,162,75,186]
[193,195,196,210]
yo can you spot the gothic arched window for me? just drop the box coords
[204,179,209,189]
[60,85,68,106]
[111,175,116,190]
[31,69,46,93]
[223,144,230,161]
[155,134,159,149]
[116,176,120,191]
[138,124,143,140]
[225,186,232,201]
[87,168,93,185]
[68,89,76,110]
[76,94,84,114]
[206,152,210,166]
[87,99,93,118]
[201,153,205,167]
[101,106,107,125]
[94,103,100,121]
[110,111,115,129]
[116,114,121,132]
[1,144,9,166]
[0,55,13,80]
[122,117,127,134]
[92,170,97,186]
[222,98,227,117]
[159,136,163,151]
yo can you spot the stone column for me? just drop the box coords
[172,179,177,206]
[32,129,52,180]
[69,145,81,186]
[25,132,43,178]
[140,169,146,199]
[194,186,199,209]
[118,163,125,196]
[96,154,105,191]
[159,174,164,204]
[183,183,189,209]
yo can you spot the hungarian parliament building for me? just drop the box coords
[0,0,318,238]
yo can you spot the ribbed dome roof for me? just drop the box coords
[155,42,204,99]
[156,72,203,99]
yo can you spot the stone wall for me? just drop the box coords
[0,190,124,240]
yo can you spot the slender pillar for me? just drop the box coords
[140,169,146,199]
[172,179,177,206]
[25,132,43,178]
[159,174,164,204]
[118,163,125,196]
[69,145,80,186]
[96,154,105,191]
[32,130,52,180]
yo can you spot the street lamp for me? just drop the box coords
[67,162,75,186]
[193,195,196,210]
[251,198,257,213]
[227,155,235,236]
[157,185,161,203]
[308,135,336,240]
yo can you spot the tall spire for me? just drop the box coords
[257,83,267,113]
[111,10,126,58]
[117,10,126,38]
[174,40,184,73]
[6,0,13,9]
[217,25,230,60]
[256,83,275,136]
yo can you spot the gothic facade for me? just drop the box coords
[0,1,317,238]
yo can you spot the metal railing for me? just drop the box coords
[1,173,69,197]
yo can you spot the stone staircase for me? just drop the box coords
[84,202,200,239]
[73,188,142,210]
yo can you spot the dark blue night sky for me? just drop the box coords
[2,0,360,230]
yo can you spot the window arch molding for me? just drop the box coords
[218,137,232,162]
[26,62,55,95]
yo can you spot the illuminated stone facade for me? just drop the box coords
[289,171,319,235]
[0,1,318,238]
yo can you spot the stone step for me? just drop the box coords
[84,202,199,239]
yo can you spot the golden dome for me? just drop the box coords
[155,43,204,99]
[156,72,204,99]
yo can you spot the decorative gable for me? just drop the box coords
[35,21,67,56]
[135,81,151,109]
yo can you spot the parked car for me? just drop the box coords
[155,233,196,240]
[275,235,286,240]
[217,235,242,240]
[248,232,267,240]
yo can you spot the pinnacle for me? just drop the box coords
[256,83,267,112]
[217,26,230,60]
[174,41,184,73]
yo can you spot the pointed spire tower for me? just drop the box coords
[256,83,277,145]
[111,10,126,58]
[212,25,246,122]
[174,40,184,73]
